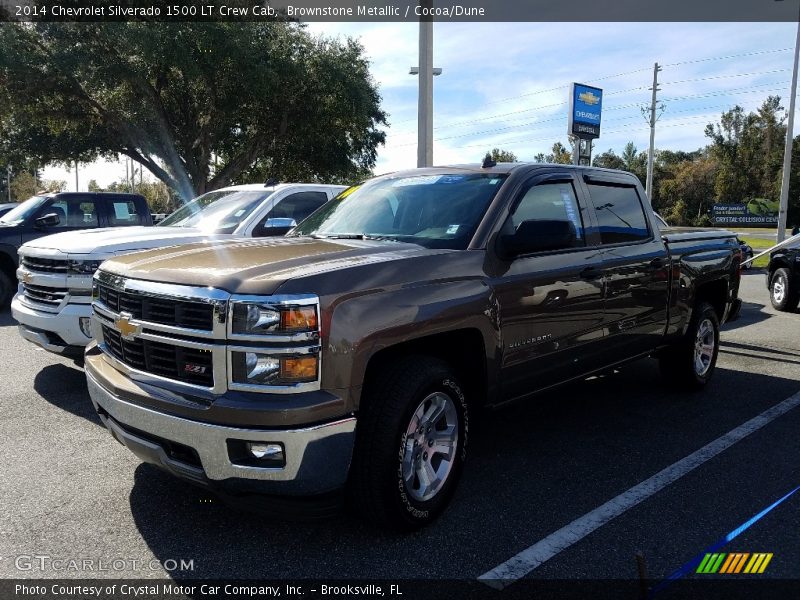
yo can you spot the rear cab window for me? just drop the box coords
[108,198,143,226]
[585,182,650,244]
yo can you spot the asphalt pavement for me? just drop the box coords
[0,270,798,596]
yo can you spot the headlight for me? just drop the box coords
[231,302,318,335]
[68,260,103,275]
[231,352,319,385]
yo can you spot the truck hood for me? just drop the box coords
[99,237,441,296]
[20,226,227,256]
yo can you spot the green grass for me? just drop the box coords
[738,235,773,269]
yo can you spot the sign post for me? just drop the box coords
[568,83,603,166]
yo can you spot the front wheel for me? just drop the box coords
[770,268,799,312]
[659,302,720,390]
[350,357,468,530]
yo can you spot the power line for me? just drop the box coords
[662,47,793,68]
[389,48,793,127]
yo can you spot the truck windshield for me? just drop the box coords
[290,173,507,249]
[159,190,272,233]
[0,196,49,225]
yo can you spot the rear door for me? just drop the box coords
[494,171,607,400]
[580,172,670,357]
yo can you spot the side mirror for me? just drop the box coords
[255,217,297,237]
[498,219,576,259]
[35,213,60,228]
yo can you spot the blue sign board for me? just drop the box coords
[569,83,603,139]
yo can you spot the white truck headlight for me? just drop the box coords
[67,260,103,275]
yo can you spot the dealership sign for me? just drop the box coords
[569,83,603,139]
[711,203,778,227]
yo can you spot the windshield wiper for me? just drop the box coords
[310,233,404,242]
[310,233,366,240]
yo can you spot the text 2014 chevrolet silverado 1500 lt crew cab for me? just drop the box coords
[84,163,742,529]
[12,183,344,357]
[0,192,151,307]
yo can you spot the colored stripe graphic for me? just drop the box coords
[652,484,800,597]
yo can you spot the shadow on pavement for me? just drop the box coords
[33,362,100,426]
[126,361,800,581]
[0,310,17,328]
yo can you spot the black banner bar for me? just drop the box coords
[2,0,800,23]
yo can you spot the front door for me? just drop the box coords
[492,173,607,401]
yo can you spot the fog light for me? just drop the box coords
[79,317,92,338]
[247,442,284,462]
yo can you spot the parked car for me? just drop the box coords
[12,183,345,356]
[0,192,150,307]
[0,202,19,218]
[738,237,754,269]
[766,236,800,311]
[84,163,741,529]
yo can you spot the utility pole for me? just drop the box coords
[74,160,79,192]
[645,62,662,201]
[7,165,11,202]
[777,16,800,243]
[417,0,434,168]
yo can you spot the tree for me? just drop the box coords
[705,97,785,204]
[89,177,179,214]
[592,149,625,170]
[9,172,65,201]
[488,148,517,163]
[534,142,572,165]
[0,22,387,199]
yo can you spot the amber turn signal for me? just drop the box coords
[280,306,318,331]
[280,356,318,381]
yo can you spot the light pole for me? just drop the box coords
[777,14,800,243]
[411,1,442,168]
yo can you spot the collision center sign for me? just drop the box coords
[569,83,603,139]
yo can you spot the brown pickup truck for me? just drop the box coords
[85,163,742,529]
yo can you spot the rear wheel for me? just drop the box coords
[659,302,720,390]
[350,357,468,530]
[770,268,799,312]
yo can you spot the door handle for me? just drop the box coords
[579,266,602,280]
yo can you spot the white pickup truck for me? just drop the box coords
[12,182,346,357]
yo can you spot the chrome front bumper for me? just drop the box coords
[86,370,357,495]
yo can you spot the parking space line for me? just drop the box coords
[478,390,800,589]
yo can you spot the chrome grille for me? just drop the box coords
[96,282,214,331]
[23,283,68,306]
[21,256,68,273]
[101,325,214,387]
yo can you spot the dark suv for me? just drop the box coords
[0,192,151,306]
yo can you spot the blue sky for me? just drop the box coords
[45,21,800,189]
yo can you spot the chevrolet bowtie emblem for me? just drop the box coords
[21,271,32,284]
[115,312,141,339]
[578,91,600,105]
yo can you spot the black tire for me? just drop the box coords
[0,269,15,309]
[350,356,469,530]
[769,268,799,312]
[659,302,720,390]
